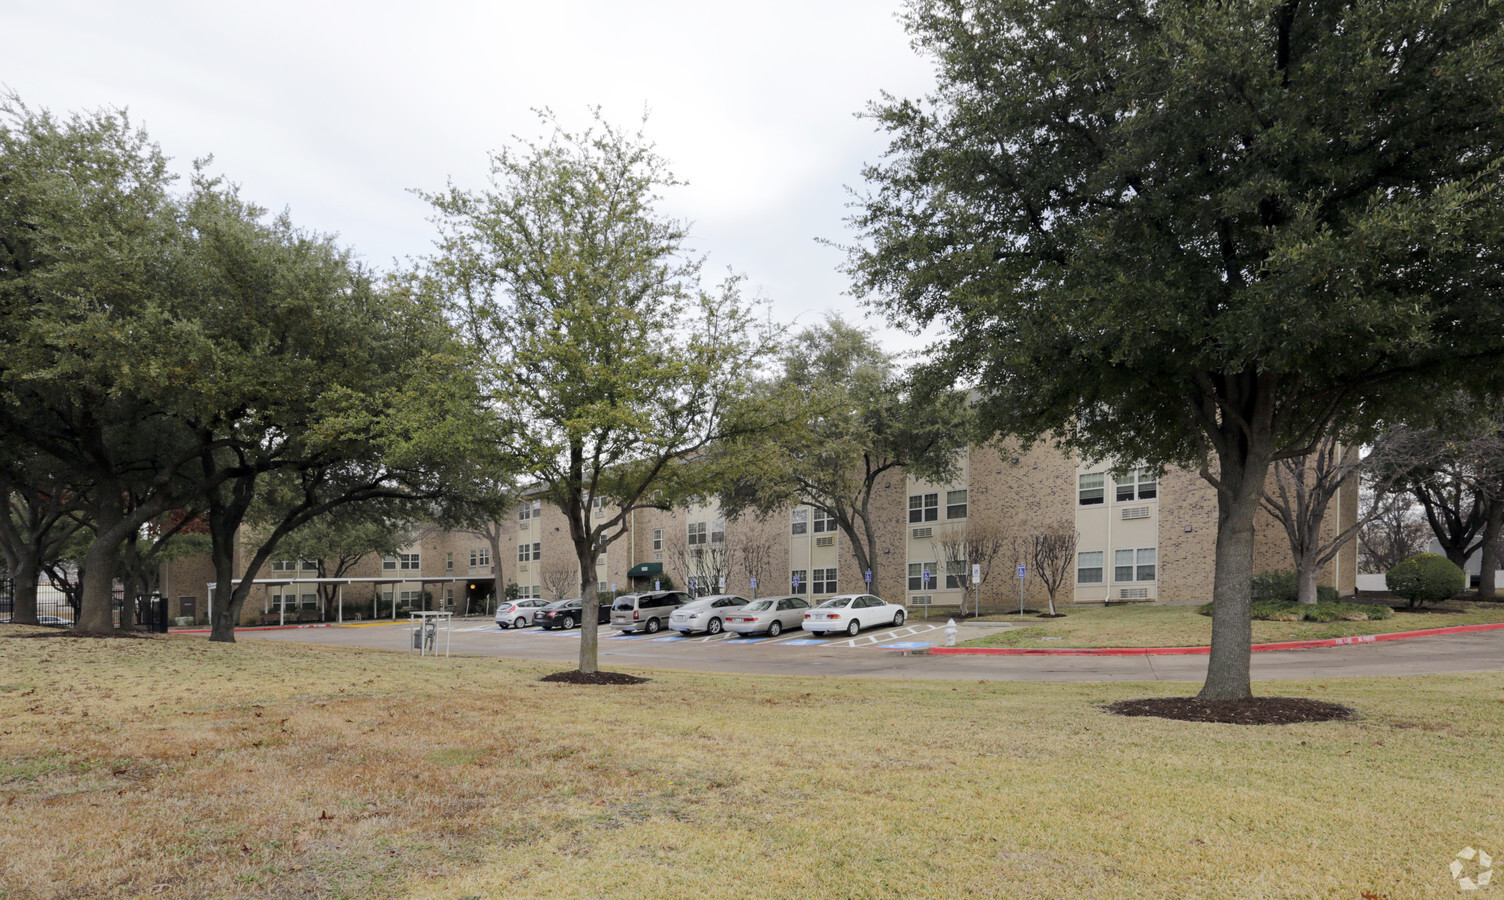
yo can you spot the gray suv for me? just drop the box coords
[610,590,689,634]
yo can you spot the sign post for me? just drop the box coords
[1017,564,1027,615]
[972,563,981,617]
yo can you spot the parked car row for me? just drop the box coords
[494,591,908,638]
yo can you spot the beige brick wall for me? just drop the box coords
[167,441,1364,618]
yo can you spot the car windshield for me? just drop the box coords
[815,597,852,609]
[542,600,571,611]
[744,600,773,611]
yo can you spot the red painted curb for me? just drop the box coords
[929,621,1504,656]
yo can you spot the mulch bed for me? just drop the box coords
[1104,696,1355,725]
[540,670,650,686]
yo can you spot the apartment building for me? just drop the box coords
[160,441,1358,624]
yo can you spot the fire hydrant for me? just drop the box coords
[945,618,958,647]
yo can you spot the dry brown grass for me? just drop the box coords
[966,600,1504,649]
[1,625,1502,898]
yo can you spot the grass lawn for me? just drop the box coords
[1,627,1501,898]
[962,599,1504,649]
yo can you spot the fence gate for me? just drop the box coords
[134,594,169,633]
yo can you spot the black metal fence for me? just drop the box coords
[0,579,167,631]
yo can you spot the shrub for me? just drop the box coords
[1386,554,1465,608]
[1251,571,1298,603]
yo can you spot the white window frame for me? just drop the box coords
[652,529,663,551]
[946,489,968,519]
[1079,474,1105,506]
[791,507,808,535]
[908,562,936,591]
[908,493,938,523]
[1115,468,1159,502]
[812,567,837,594]
[812,509,836,534]
[1077,551,1104,584]
[688,522,707,547]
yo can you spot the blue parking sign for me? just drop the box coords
[864,569,872,584]
[1017,565,1027,578]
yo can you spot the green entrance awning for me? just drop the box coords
[627,562,663,578]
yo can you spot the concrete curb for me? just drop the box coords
[927,621,1504,656]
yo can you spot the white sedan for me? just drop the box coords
[803,594,906,637]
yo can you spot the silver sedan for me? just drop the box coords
[667,594,749,635]
[723,595,809,637]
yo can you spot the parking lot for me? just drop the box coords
[236,615,1504,683]
[459,617,959,651]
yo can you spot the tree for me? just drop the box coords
[664,520,733,598]
[931,520,1012,617]
[539,559,577,601]
[1376,422,1504,597]
[848,2,1504,700]
[422,111,777,675]
[1357,491,1429,576]
[270,506,414,615]
[1260,435,1407,604]
[1030,530,1077,618]
[721,317,971,592]
[0,451,86,625]
[733,514,781,599]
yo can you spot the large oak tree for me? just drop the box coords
[848,1,1504,699]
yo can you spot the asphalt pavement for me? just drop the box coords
[234,617,1504,683]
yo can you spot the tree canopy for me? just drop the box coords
[848,0,1504,699]
[420,111,779,674]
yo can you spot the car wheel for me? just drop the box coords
[893,610,905,627]
[516,617,529,629]
[707,618,722,635]
[645,618,661,634]
[562,615,575,629]
[497,622,508,630]
[846,619,861,637]
[767,620,782,637]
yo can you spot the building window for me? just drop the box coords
[517,542,540,563]
[812,509,836,533]
[652,529,663,551]
[1115,468,1159,502]
[812,568,837,594]
[399,553,420,571]
[1077,551,1104,584]
[791,570,808,594]
[1136,547,1157,581]
[596,553,607,567]
[688,522,707,546]
[593,496,606,518]
[300,593,318,610]
[1079,473,1105,505]
[946,490,968,519]
[945,560,967,590]
[908,493,939,523]
[300,559,318,571]
[1113,548,1157,581]
[908,562,937,591]
[382,555,396,571]
[518,499,541,521]
[711,518,726,544]
[469,548,490,568]
[791,507,808,535]
[447,551,454,571]
[272,559,296,572]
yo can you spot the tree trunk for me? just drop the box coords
[8,548,41,626]
[208,517,240,643]
[75,499,131,634]
[1295,563,1319,606]
[1476,497,1504,599]
[1198,462,1266,701]
[577,543,600,675]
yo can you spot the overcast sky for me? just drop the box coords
[5,0,941,356]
